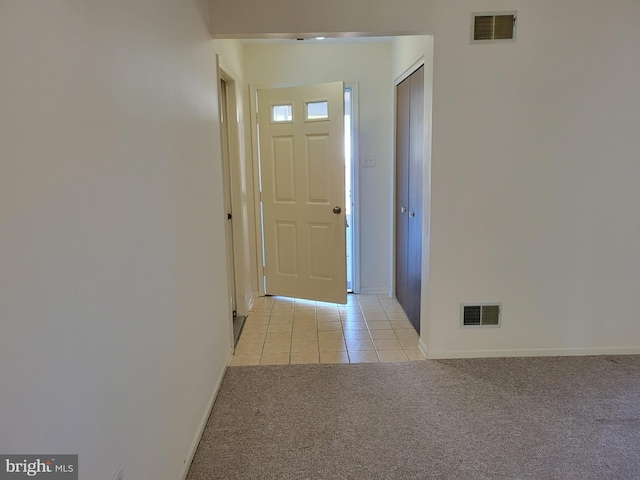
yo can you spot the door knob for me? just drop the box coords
[401,206,407,213]
[333,206,342,214]
[409,211,415,217]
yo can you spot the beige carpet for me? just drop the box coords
[187,356,640,479]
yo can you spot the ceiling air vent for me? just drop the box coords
[471,12,517,44]
[461,304,501,327]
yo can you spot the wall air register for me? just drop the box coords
[461,303,502,328]
[471,12,517,44]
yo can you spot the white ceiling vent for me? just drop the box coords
[461,304,501,328]
[471,12,517,44]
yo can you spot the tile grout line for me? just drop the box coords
[237,295,423,366]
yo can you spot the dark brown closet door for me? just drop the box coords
[395,74,411,327]
[395,65,424,333]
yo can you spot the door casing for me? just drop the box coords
[217,56,251,347]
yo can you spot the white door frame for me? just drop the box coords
[345,82,361,294]
[219,76,236,313]
[217,56,247,346]
[249,82,361,297]
[249,84,267,297]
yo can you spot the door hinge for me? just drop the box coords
[232,310,237,318]
[262,265,267,276]
[227,213,232,220]
[259,191,263,202]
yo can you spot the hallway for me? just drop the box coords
[230,294,425,366]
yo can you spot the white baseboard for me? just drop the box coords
[418,337,428,359]
[180,348,233,480]
[358,287,391,295]
[427,346,640,360]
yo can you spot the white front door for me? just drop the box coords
[258,82,347,304]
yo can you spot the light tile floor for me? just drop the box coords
[230,294,426,366]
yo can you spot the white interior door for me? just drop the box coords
[258,82,346,304]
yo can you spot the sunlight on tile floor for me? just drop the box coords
[229,294,425,366]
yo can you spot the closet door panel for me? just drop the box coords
[395,65,424,334]
[395,76,411,313]
[407,66,424,332]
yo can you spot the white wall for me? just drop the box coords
[391,36,433,81]
[210,0,434,37]
[427,0,640,358]
[244,41,394,293]
[0,2,238,479]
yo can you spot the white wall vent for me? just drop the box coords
[471,12,517,44]
[461,303,502,327]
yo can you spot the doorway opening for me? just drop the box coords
[218,63,247,346]
[394,64,425,333]
[255,81,347,304]
[219,77,241,342]
[345,86,355,293]
[253,82,358,303]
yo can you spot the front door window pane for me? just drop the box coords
[306,101,329,120]
[272,104,293,122]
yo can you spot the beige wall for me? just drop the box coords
[0,2,241,479]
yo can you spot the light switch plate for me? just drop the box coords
[361,154,375,168]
